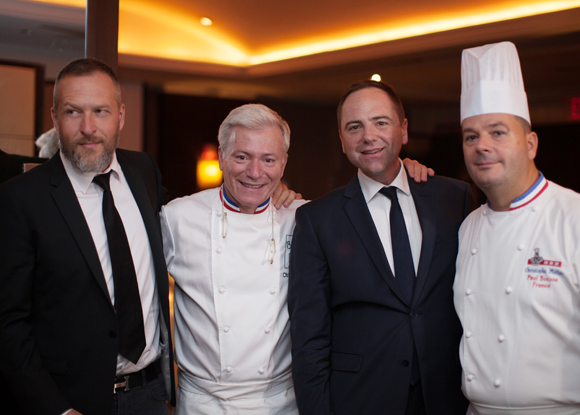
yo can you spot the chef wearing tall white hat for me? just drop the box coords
[454,41,580,415]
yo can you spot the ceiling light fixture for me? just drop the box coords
[200,17,212,26]
[371,74,381,82]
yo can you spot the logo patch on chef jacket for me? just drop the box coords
[525,248,563,288]
[283,235,292,278]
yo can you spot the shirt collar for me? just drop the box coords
[219,185,270,214]
[487,172,548,211]
[357,158,411,204]
[60,151,120,194]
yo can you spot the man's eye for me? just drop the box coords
[348,125,360,131]
[464,135,477,142]
[492,130,505,137]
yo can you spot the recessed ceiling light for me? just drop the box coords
[200,17,212,26]
[371,74,381,82]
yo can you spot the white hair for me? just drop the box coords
[218,104,290,154]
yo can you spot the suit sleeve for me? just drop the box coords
[463,183,478,217]
[288,206,333,415]
[0,186,70,415]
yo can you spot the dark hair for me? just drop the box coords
[53,58,121,108]
[337,80,405,129]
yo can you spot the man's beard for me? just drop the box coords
[59,131,120,173]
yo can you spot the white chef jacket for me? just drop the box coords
[454,175,580,415]
[161,187,306,414]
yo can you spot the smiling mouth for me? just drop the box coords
[361,148,383,155]
[240,182,264,189]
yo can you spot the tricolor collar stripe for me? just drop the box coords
[509,173,547,210]
[220,186,270,214]
[486,173,547,211]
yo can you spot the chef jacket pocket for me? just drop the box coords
[42,357,67,375]
[330,352,362,372]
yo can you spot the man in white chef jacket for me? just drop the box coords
[161,104,306,414]
[454,41,580,415]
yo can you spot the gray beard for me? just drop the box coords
[59,132,119,173]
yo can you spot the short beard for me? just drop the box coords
[59,131,119,173]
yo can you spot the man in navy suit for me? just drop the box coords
[289,80,475,415]
[0,58,175,415]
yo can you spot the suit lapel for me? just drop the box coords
[343,176,408,305]
[49,154,112,304]
[408,179,436,305]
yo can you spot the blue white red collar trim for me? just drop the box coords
[487,173,548,211]
[219,185,270,214]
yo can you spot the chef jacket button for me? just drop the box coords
[494,379,501,387]
[498,334,505,342]
[216,212,222,217]
[465,331,473,338]
[258,368,265,374]
[269,288,276,294]
[505,286,513,294]
[482,209,487,216]
[532,206,538,212]
[467,374,475,381]
[471,248,478,255]
[226,366,233,373]
[217,246,224,253]
[219,286,225,294]
[224,326,231,333]
[264,327,271,334]
[465,289,473,296]
[517,244,525,251]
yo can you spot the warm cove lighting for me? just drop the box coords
[200,17,212,26]
[371,74,382,82]
[26,0,580,66]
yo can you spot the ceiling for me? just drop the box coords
[2,0,580,108]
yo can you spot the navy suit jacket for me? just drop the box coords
[289,174,476,415]
[0,150,175,415]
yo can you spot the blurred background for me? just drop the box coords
[1,0,580,204]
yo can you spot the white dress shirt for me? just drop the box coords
[358,159,422,276]
[60,152,161,376]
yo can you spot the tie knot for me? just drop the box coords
[93,171,112,192]
[380,186,398,202]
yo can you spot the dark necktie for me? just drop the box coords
[93,171,146,364]
[379,186,415,303]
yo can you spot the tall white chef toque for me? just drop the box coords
[460,41,530,125]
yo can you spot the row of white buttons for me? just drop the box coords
[224,366,266,375]
[221,326,271,334]
[465,287,512,295]
[471,244,527,256]
[466,374,502,387]
[482,206,538,216]
[217,286,276,295]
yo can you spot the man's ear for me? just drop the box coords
[527,131,539,161]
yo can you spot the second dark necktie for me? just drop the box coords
[380,186,415,303]
[93,171,146,364]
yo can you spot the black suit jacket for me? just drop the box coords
[0,149,175,415]
[0,149,46,184]
[289,174,476,415]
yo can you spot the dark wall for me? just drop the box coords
[154,91,580,203]
[156,93,355,201]
[534,123,580,192]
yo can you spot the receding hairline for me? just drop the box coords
[53,60,122,109]
[337,81,405,130]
